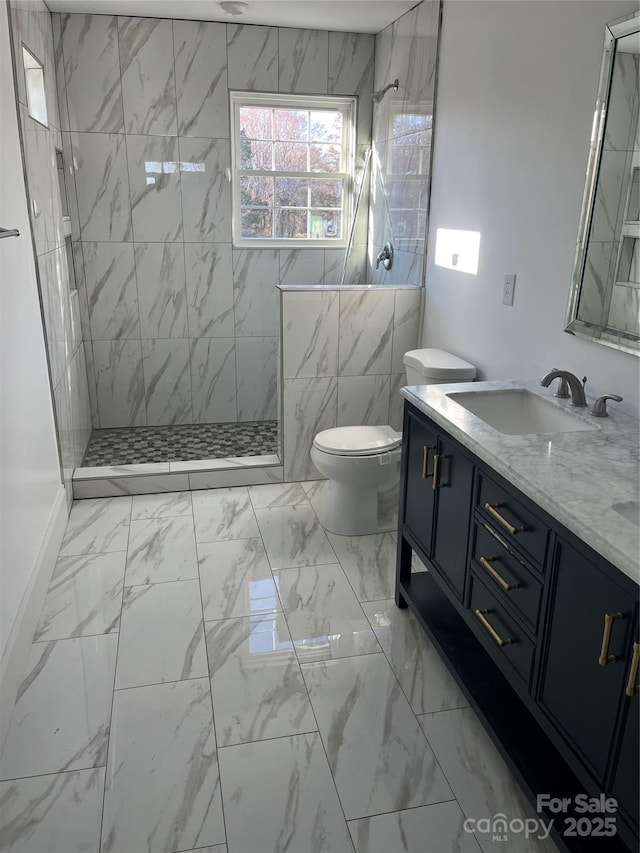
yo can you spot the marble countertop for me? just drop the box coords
[401,379,640,585]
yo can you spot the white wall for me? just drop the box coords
[424,0,640,415]
[0,2,64,662]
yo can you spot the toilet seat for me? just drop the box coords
[313,425,401,457]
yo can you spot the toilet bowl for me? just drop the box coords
[311,425,402,536]
[310,349,476,536]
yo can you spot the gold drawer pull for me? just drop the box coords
[432,454,442,490]
[479,556,518,592]
[484,503,524,536]
[598,612,623,666]
[475,608,512,647]
[625,642,640,697]
[422,445,435,479]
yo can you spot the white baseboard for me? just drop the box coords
[0,485,68,755]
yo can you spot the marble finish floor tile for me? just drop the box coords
[116,580,207,689]
[0,636,117,780]
[192,487,260,543]
[274,563,380,663]
[361,600,469,714]
[101,678,224,853]
[248,482,308,509]
[300,478,326,504]
[326,532,397,601]
[180,848,227,853]
[198,538,280,621]
[418,707,559,853]
[34,552,125,642]
[205,613,316,746]
[1,480,558,853]
[59,497,131,556]
[302,654,454,820]
[181,848,227,853]
[218,732,353,853]
[125,515,198,585]
[348,801,481,853]
[0,768,105,853]
[255,504,336,569]
[131,490,193,520]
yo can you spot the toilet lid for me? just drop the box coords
[314,425,402,456]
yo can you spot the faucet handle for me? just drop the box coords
[375,242,394,271]
[589,394,623,418]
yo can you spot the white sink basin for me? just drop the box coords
[447,389,599,435]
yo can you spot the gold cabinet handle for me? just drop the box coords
[432,454,442,490]
[479,556,518,592]
[625,641,640,697]
[484,503,525,536]
[475,608,512,647]
[598,612,623,666]
[422,445,435,479]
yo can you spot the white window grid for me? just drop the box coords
[230,91,357,248]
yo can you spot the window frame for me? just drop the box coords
[229,91,357,248]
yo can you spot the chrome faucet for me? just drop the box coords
[540,369,588,407]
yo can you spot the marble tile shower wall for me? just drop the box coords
[368,0,440,286]
[281,287,422,482]
[9,0,92,508]
[52,14,375,429]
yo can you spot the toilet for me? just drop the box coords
[310,349,476,536]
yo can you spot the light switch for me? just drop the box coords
[503,273,516,306]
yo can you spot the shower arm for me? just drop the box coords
[372,79,399,104]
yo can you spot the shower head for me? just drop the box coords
[371,79,399,104]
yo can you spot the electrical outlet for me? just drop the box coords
[503,273,516,306]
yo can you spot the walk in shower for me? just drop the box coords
[56,14,285,472]
[9,0,438,495]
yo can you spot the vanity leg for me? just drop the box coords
[395,535,412,608]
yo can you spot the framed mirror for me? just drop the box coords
[565,12,639,355]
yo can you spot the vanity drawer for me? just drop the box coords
[477,472,549,567]
[469,571,535,688]
[471,522,543,633]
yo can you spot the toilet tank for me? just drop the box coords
[403,348,476,386]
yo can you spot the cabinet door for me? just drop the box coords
[609,640,639,838]
[431,435,474,599]
[539,540,636,782]
[403,410,438,556]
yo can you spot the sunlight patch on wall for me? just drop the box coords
[434,228,481,275]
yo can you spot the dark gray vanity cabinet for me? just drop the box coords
[403,409,438,556]
[430,433,474,600]
[396,400,639,853]
[609,672,639,838]
[401,407,473,601]
[538,538,637,784]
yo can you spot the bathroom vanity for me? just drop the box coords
[395,380,639,853]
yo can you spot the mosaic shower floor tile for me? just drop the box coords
[81,421,277,466]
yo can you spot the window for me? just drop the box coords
[230,92,356,247]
